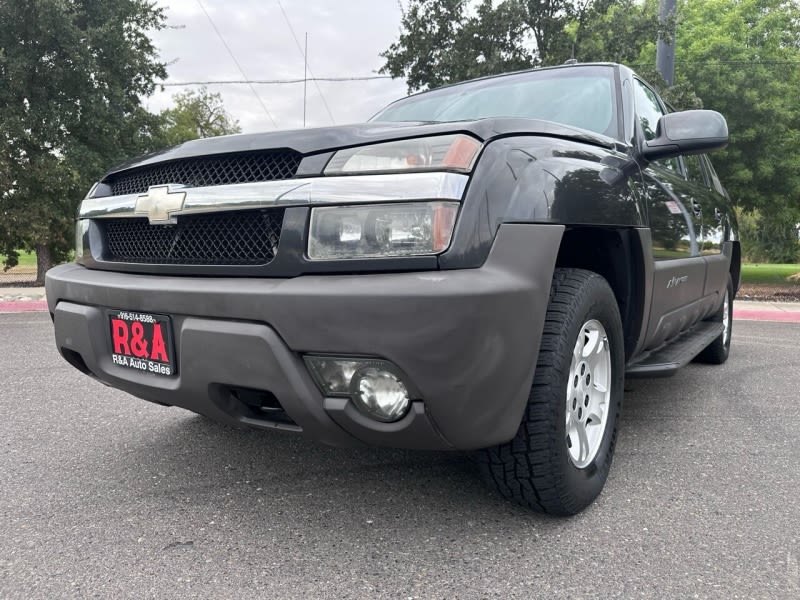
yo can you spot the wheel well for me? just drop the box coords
[555,227,645,360]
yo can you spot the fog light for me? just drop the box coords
[350,367,410,422]
[304,357,360,395]
[304,356,413,422]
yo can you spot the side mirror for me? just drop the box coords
[641,109,728,162]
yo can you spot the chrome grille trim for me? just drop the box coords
[79,172,470,220]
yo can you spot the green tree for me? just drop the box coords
[380,0,533,93]
[380,0,609,93]
[566,1,701,110]
[380,0,672,92]
[671,0,800,262]
[0,0,167,282]
[568,1,658,65]
[157,87,241,147]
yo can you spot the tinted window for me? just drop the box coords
[683,155,707,187]
[648,194,694,260]
[700,155,726,196]
[633,79,678,171]
[633,79,664,140]
[373,66,618,138]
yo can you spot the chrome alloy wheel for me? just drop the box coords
[566,319,612,468]
[722,289,731,345]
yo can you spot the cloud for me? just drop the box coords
[146,0,409,132]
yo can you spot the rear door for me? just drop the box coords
[698,155,734,299]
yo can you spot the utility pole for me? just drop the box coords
[303,32,308,128]
[656,0,677,86]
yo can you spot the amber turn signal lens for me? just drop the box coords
[441,135,482,170]
[324,134,482,174]
[433,202,459,252]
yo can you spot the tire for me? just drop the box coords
[476,268,625,516]
[695,274,733,365]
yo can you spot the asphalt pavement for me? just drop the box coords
[0,313,798,599]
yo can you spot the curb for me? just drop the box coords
[2,301,800,322]
[0,300,48,313]
[733,309,800,323]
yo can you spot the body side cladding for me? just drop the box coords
[631,228,656,357]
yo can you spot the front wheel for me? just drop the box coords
[476,268,625,516]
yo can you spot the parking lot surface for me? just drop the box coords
[0,313,798,599]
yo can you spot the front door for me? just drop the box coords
[633,78,709,350]
[642,166,708,349]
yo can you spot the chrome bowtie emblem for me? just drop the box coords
[134,186,187,224]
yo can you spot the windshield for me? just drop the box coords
[373,65,618,139]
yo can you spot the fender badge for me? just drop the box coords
[667,275,689,289]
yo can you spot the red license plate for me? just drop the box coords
[107,310,176,377]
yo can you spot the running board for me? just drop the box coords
[625,322,724,379]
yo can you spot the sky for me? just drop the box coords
[146,0,410,133]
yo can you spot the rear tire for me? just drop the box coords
[476,268,624,516]
[695,274,733,365]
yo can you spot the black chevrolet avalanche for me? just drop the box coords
[46,63,738,515]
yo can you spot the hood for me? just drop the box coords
[105,118,619,176]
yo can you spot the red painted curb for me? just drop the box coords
[733,309,800,323]
[1,301,798,322]
[0,300,48,313]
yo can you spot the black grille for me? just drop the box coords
[106,151,302,196]
[102,209,284,265]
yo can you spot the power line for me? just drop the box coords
[195,0,278,128]
[631,60,800,67]
[161,75,394,87]
[275,0,336,124]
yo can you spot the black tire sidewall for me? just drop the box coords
[722,275,734,355]
[697,273,734,364]
[475,269,627,515]
[552,276,625,509]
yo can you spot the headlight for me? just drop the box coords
[307,201,458,260]
[324,134,481,175]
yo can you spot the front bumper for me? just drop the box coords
[46,224,563,450]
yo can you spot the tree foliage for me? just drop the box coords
[157,87,241,147]
[382,0,623,92]
[0,0,167,280]
[670,0,800,261]
[381,0,533,92]
[382,0,800,262]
